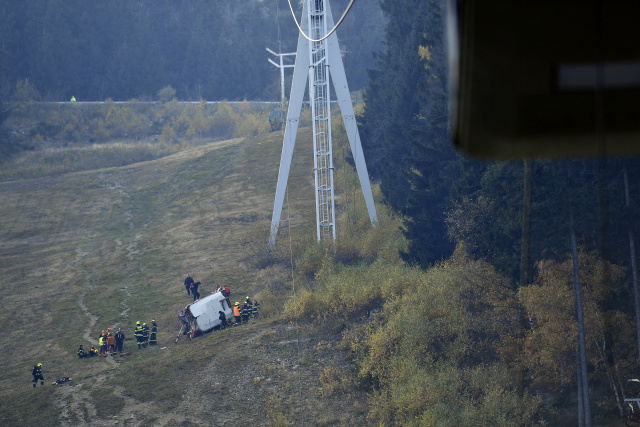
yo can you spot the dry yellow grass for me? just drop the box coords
[0,127,372,425]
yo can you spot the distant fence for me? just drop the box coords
[43,101,282,105]
[40,100,358,106]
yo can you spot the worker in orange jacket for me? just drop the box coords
[107,333,116,354]
[233,302,242,326]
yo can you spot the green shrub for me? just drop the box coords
[235,111,270,138]
[211,101,236,138]
[12,79,40,115]
[256,287,279,318]
[346,255,541,425]
[265,394,293,427]
[157,85,176,103]
[159,123,179,146]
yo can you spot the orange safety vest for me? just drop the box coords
[233,306,241,316]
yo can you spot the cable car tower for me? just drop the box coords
[269,0,377,248]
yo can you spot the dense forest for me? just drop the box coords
[2,0,640,424]
[359,0,640,424]
[0,0,385,101]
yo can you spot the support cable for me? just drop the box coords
[287,0,356,42]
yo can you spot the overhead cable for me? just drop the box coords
[287,0,356,42]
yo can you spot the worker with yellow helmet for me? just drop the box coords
[32,363,44,387]
[135,321,144,349]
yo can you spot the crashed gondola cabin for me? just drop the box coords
[177,291,233,339]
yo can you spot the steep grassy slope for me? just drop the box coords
[0,130,370,425]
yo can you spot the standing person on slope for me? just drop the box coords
[115,328,125,353]
[149,320,157,345]
[184,274,194,296]
[32,363,44,387]
[135,321,144,349]
[191,281,200,301]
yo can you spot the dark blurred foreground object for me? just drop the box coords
[448,1,640,159]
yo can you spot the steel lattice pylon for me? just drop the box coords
[269,0,377,248]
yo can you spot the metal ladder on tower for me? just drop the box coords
[308,0,336,241]
[269,0,377,248]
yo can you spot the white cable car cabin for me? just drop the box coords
[179,291,233,338]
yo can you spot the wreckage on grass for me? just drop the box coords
[176,291,233,341]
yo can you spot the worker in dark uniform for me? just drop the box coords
[115,328,125,353]
[77,345,86,359]
[245,296,253,320]
[218,311,227,329]
[191,281,201,301]
[252,300,260,319]
[32,363,44,387]
[149,320,157,345]
[142,322,149,348]
[184,274,194,296]
[241,298,252,323]
[135,321,144,349]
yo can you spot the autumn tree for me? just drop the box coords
[519,249,634,420]
[347,247,539,425]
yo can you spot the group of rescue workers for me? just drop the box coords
[77,327,129,359]
[180,275,260,334]
[31,273,260,387]
[134,320,158,349]
[232,296,261,326]
[188,275,261,326]
[179,295,259,337]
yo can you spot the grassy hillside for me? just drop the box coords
[4,105,619,425]
[0,123,379,425]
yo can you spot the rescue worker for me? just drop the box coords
[99,335,107,356]
[89,346,98,357]
[223,286,231,306]
[218,311,227,329]
[77,345,86,359]
[184,274,194,296]
[241,299,252,323]
[252,300,260,319]
[100,330,108,350]
[191,281,201,301]
[115,328,125,353]
[142,322,149,348]
[233,302,242,326]
[149,320,157,345]
[245,296,253,319]
[179,308,190,334]
[135,321,144,349]
[107,332,116,354]
[32,363,44,387]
